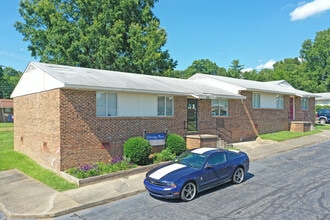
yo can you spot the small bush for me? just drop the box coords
[166,133,186,156]
[123,136,152,165]
[66,157,137,179]
[153,148,176,163]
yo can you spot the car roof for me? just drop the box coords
[191,147,227,156]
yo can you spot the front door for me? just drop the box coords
[290,97,294,120]
[187,99,198,131]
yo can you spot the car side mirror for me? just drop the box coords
[205,164,213,169]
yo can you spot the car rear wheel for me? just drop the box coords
[320,118,326,124]
[232,167,244,184]
[180,182,197,201]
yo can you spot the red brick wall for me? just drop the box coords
[294,97,316,121]
[14,88,315,171]
[14,89,188,171]
[14,90,62,171]
[210,92,315,142]
[58,90,187,170]
[194,91,316,143]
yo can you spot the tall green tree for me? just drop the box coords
[299,28,330,92]
[227,59,244,78]
[15,0,176,75]
[271,58,308,90]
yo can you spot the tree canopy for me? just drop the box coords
[183,59,220,78]
[299,28,330,92]
[0,66,22,98]
[227,59,244,78]
[169,28,330,93]
[15,0,176,75]
[11,1,330,95]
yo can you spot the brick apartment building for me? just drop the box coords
[11,62,316,172]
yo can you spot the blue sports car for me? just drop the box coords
[144,147,249,201]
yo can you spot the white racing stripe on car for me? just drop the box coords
[192,147,215,154]
[149,163,186,180]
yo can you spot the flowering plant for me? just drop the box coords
[67,156,136,179]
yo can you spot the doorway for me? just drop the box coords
[289,97,295,120]
[187,99,198,131]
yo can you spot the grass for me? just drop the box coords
[0,123,77,191]
[259,123,329,141]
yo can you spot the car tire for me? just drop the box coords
[232,167,244,184]
[320,118,326,124]
[180,182,197,202]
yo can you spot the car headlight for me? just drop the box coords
[163,181,177,189]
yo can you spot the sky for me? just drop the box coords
[1,0,330,72]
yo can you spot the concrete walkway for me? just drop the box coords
[1,130,330,219]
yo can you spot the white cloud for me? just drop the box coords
[256,59,276,70]
[242,67,254,72]
[290,0,330,21]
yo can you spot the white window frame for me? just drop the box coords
[211,99,228,116]
[252,93,261,108]
[301,97,309,110]
[157,96,173,116]
[96,92,117,117]
[276,95,284,109]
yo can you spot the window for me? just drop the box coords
[207,153,226,166]
[301,97,309,110]
[96,92,117,116]
[226,152,239,160]
[211,99,228,116]
[276,95,284,109]
[252,93,260,108]
[157,96,173,116]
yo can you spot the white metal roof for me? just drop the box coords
[315,93,330,100]
[189,73,317,97]
[11,62,244,100]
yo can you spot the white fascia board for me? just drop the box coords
[191,93,246,100]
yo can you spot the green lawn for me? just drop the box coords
[0,123,77,191]
[259,123,329,141]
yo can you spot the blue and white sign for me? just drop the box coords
[145,132,167,146]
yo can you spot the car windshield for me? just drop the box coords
[175,151,207,169]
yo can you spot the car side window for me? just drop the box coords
[226,151,239,160]
[208,152,226,166]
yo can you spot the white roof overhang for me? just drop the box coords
[11,62,246,100]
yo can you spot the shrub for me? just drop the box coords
[123,136,152,165]
[166,133,186,155]
[153,148,176,163]
[67,164,101,179]
[66,158,137,179]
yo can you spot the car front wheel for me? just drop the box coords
[232,167,244,184]
[180,182,197,201]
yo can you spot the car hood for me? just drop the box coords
[147,162,197,181]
